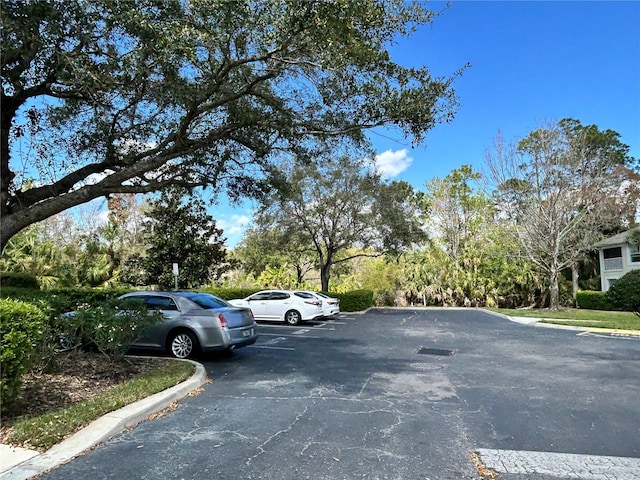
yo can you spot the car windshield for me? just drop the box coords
[179,293,230,309]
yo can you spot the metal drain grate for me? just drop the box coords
[416,347,456,356]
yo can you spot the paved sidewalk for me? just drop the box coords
[0,360,206,480]
[478,448,640,479]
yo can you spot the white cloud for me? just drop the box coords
[219,214,251,236]
[374,149,413,177]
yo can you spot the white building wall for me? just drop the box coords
[599,243,640,292]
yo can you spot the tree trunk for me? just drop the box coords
[571,262,579,308]
[320,263,331,292]
[295,265,304,287]
[549,268,560,311]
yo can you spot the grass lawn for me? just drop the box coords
[487,307,640,331]
[2,356,195,452]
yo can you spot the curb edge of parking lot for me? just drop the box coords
[485,309,640,338]
[0,358,207,480]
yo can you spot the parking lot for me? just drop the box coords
[39,309,640,480]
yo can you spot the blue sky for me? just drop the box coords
[376,0,640,177]
[217,1,640,247]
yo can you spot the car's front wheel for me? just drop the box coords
[58,333,77,351]
[284,310,301,326]
[168,330,199,359]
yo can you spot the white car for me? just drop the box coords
[228,290,323,325]
[295,291,340,317]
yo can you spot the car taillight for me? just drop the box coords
[327,301,336,305]
[217,313,228,328]
[305,300,321,306]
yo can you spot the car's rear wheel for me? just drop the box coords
[284,310,301,325]
[168,330,199,359]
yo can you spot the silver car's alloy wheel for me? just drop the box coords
[58,333,76,351]
[284,310,301,325]
[170,332,195,359]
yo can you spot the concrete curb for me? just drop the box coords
[483,308,640,337]
[0,359,206,480]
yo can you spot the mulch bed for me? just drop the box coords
[1,352,161,428]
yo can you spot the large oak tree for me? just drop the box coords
[1,0,463,252]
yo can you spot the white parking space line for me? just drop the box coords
[477,448,640,479]
[256,323,318,329]
[259,332,322,339]
[248,345,295,351]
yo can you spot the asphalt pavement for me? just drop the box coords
[2,309,639,480]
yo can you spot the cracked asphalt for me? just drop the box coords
[38,308,640,480]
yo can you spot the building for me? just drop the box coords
[594,227,640,292]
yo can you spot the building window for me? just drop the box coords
[603,247,623,271]
[630,244,640,263]
[607,278,619,289]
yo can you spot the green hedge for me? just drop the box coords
[0,299,48,411]
[0,286,375,318]
[333,290,374,312]
[576,291,615,311]
[0,272,40,290]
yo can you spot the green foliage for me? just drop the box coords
[0,202,150,289]
[61,299,162,361]
[46,288,133,316]
[0,299,48,411]
[0,224,75,288]
[489,120,637,310]
[122,190,228,289]
[256,264,298,289]
[0,287,132,319]
[576,291,615,311]
[3,0,461,252]
[355,257,403,306]
[0,271,40,289]
[254,155,424,291]
[335,290,374,312]
[407,165,547,308]
[232,228,315,287]
[606,270,640,313]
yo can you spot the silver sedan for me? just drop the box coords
[117,291,257,358]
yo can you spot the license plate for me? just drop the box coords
[243,329,252,337]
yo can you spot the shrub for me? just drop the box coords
[0,299,48,411]
[0,272,40,290]
[606,270,640,313]
[45,288,132,314]
[60,299,163,361]
[576,291,615,311]
[334,290,374,312]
